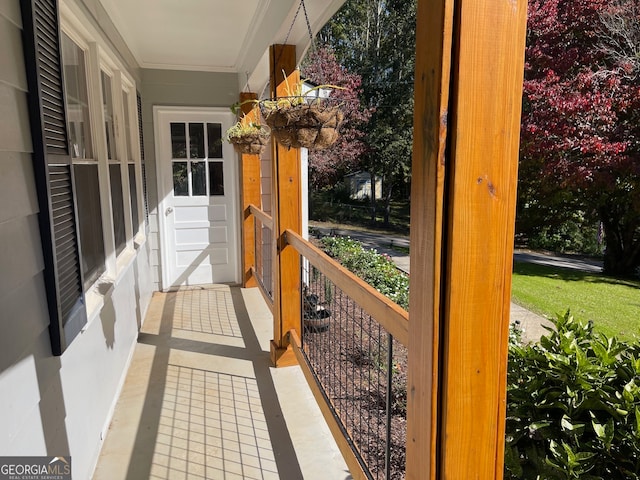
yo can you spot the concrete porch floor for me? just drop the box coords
[92,285,350,480]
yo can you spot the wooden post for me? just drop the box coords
[406,0,528,478]
[239,92,262,288]
[269,44,301,367]
[405,0,453,477]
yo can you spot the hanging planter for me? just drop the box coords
[261,96,344,150]
[224,121,270,156]
[260,76,346,151]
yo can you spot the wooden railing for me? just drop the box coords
[285,230,408,345]
[284,229,409,480]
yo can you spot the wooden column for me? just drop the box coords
[239,92,261,288]
[269,44,301,367]
[406,0,528,478]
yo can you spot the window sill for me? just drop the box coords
[115,246,137,284]
[133,231,146,249]
[84,278,114,325]
[83,244,140,325]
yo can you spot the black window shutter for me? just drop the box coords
[137,92,149,226]
[21,0,87,355]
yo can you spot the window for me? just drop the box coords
[22,0,88,354]
[23,0,145,354]
[61,35,92,159]
[170,122,225,196]
[123,90,140,233]
[62,33,106,288]
[101,71,126,255]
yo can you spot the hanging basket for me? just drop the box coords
[229,130,270,155]
[261,98,344,150]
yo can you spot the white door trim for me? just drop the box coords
[153,105,240,290]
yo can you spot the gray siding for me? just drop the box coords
[0,3,154,479]
[140,68,239,288]
[0,0,52,454]
[0,1,46,357]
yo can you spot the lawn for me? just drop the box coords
[511,261,640,339]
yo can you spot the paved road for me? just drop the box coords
[514,250,602,273]
[311,224,606,342]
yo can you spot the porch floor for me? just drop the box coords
[92,285,350,480]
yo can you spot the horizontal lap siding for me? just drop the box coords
[0,6,47,357]
[0,2,154,479]
[0,0,52,458]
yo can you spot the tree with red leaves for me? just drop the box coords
[520,0,640,275]
[302,46,373,190]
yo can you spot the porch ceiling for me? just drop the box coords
[99,0,346,91]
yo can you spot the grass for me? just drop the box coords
[511,261,640,339]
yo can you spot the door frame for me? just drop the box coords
[153,105,240,290]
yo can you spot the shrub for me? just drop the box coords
[527,219,603,256]
[506,311,640,479]
[320,236,409,310]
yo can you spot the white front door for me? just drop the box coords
[155,107,239,288]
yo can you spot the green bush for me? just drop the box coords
[320,236,409,310]
[527,219,603,256]
[506,311,640,479]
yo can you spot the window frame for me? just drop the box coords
[60,30,107,291]
[61,10,145,271]
[22,0,147,354]
[21,0,88,355]
[121,80,145,242]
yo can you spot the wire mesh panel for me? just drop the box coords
[300,262,407,480]
[254,218,273,301]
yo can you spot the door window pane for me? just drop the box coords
[61,33,93,159]
[209,161,224,196]
[101,71,116,159]
[207,123,223,158]
[192,161,206,196]
[74,164,105,288]
[171,123,186,158]
[173,162,188,196]
[109,164,126,254]
[128,164,139,233]
[189,123,204,158]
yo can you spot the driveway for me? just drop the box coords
[514,250,602,273]
[311,223,603,275]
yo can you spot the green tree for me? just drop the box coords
[301,47,372,190]
[317,0,416,225]
[519,0,640,274]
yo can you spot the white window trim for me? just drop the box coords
[59,2,145,321]
[121,82,145,243]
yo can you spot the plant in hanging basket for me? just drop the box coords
[260,79,345,151]
[224,121,270,155]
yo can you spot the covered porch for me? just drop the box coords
[98,0,531,475]
[93,285,349,480]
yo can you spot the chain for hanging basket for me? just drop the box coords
[260,96,344,150]
[261,0,346,150]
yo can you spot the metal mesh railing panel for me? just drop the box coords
[300,262,407,480]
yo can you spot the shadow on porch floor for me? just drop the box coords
[93,285,350,480]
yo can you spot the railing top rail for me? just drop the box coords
[248,204,273,228]
[284,229,409,347]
